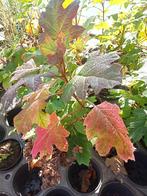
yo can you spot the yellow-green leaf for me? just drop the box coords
[110,0,127,5]
[95,21,110,30]
[93,0,103,3]
[62,0,74,8]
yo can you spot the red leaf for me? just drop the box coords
[84,101,135,162]
[31,112,70,158]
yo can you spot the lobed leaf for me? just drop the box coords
[63,52,122,101]
[10,59,40,82]
[128,108,147,145]
[84,101,135,162]
[1,71,55,112]
[31,112,70,158]
[39,0,84,64]
[14,84,53,135]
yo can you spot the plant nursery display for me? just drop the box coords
[0,0,146,195]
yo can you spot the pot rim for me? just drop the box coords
[5,106,22,127]
[43,186,74,196]
[66,159,102,195]
[12,163,42,195]
[0,138,23,171]
[124,149,147,188]
[99,180,137,196]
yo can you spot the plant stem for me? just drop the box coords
[58,60,68,83]
[66,117,83,127]
[61,104,84,121]
[73,93,85,107]
[58,59,84,107]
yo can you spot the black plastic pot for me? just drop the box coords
[137,140,147,154]
[0,139,22,171]
[44,187,74,196]
[5,107,22,127]
[124,150,147,186]
[0,83,5,98]
[67,160,101,194]
[0,192,10,196]
[99,181,136,196]
[0,125,6,141]
[13,164,42,196]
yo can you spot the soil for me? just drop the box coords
[0,125,6,141]
[0,139,22,170]
[124,150,147,186]
[68,161,100,193]
[13,164,42,196]
[6,107,22,126]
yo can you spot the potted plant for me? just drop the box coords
[0,139,22,171]
[1,0,135,194]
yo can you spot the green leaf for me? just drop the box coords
[69,133,92,166]
[112,14,118,21]
[46,97,65,114]
[50,79,64,95]
[62,81,74,102]
[143,90,147,97]
[128,109,147,144]
[74,121,85,134]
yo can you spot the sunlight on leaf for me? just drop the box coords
[63,0,74,8]
[93,0,103,3]
[110,0,128,5]
[84,101,135,162]
[31,112,70,158]
[14,84,53,134]
[39,0,84,64]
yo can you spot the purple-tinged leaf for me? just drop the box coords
[39,0,84,64]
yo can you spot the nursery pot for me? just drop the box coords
[5,106,22,127]
[44,187,74,196]
[13,164,42,196]
[137,140,147,154]
[0,83,5,98]
[0,192,10,196]
[124,149,147,187]
[99,181,136,196]
[0,139,22,171]
[0,125,6,141]
[67,160,101,194]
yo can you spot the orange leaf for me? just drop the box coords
[14,84,51,135]
[31,112,70,158]
[84,101,135,162]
